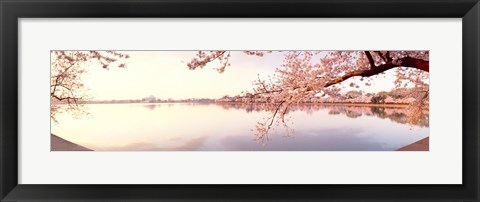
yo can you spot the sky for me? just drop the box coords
[81,51,398,100]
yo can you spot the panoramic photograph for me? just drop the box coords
[50,50,429,151]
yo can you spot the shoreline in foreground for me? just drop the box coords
[51,134,428,152]
[51,134,93,151]
[396,137,429,151]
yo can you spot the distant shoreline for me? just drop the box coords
[216,102,410,108]
[55,102,410,108]
[313,103,409,108]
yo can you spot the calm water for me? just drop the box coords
[51,103,429,151]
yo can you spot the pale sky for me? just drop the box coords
[81,51,397,100]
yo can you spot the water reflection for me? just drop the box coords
[52,103,429,151]
[143,104,158,110]
[214,102,429,127]
[221,127,389,151]
[104,136,208,151]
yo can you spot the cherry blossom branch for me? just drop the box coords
[324,56,429,88]
[187,51,272,73]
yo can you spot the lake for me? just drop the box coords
[51,103,429,151]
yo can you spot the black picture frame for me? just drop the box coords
[1,0,478,201]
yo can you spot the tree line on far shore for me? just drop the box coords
[216,87,427,105]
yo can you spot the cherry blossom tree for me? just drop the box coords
[50,51,128,123]
[187,50,429,143]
